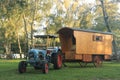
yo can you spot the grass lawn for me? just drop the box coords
[0,60,120,80]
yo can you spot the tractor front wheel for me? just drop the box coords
[53,52,62,69]
[42,62,49,74]
[18,61,27,73]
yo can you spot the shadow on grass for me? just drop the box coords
[16,66,62,75]
[62,62,97,68]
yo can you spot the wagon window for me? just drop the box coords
[93,35,103,41]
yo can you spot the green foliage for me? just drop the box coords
[11,43,28,53]
[0,0,27,18]
[0,0,29,54]
[93,0,119,30]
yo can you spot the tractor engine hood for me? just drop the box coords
[28,49,46,60]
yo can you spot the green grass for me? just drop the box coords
[0,60,120,80]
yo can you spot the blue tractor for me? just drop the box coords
[18,35,62,74]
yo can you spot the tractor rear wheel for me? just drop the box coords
[42,62,49,74]
[53,52,62,69]
[93,56,103,67]
[18,61,27,73]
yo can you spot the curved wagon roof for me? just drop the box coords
[57,27,112,35]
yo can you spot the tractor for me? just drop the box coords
[18,35,62,74]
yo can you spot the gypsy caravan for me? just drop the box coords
[57,27,113,67]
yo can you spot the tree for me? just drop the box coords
[0,0,28,58]
[100,0,118,60]
[45,0,96,35]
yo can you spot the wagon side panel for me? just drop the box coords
[74,31,112,55]
[104,35,113,55]
[74,31,95,54]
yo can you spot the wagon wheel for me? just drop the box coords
[53,51,62,69]
[42,62,49,74]
[93,56,103,67]
[18,61,27,73]
[79,62,87,67]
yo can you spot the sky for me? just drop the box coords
[84,0,95,3]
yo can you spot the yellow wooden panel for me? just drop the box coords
[75,54,82,60]
[104,35,113,54]
[104,55,111,60]
[74,31,112,55]
[82,54,92,62]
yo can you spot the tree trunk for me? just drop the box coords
[23,15,29,58]
[4,42,11,59]
[17,34,22,59]
[30,0,38,48]
[100,0,118,60]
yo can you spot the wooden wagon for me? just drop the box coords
[57,27,113,67]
